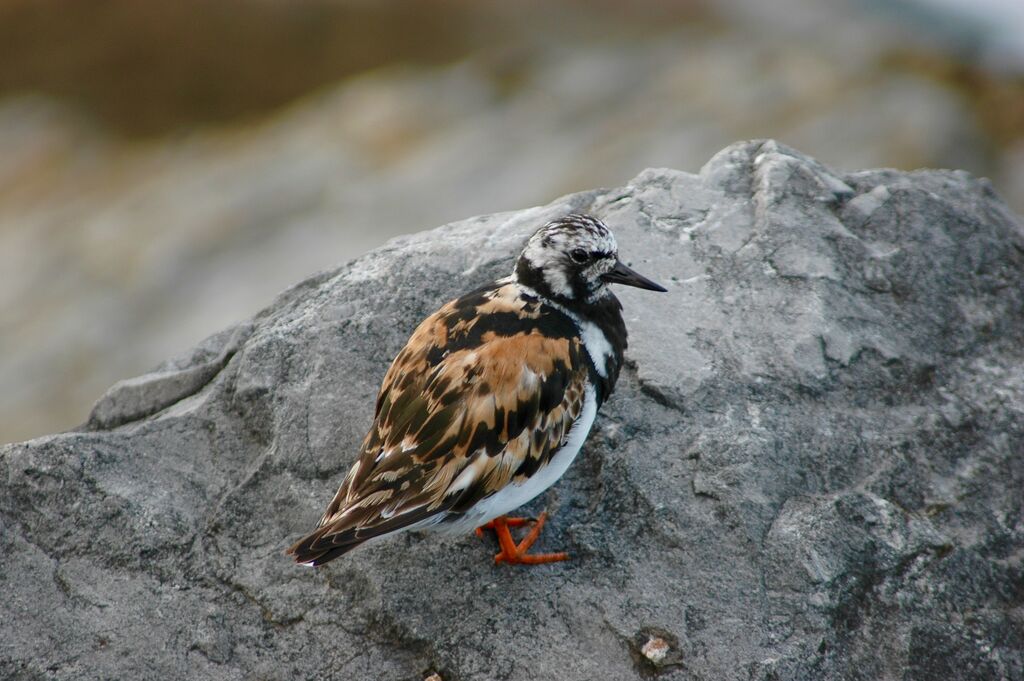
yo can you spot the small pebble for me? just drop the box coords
[641,636,670,664]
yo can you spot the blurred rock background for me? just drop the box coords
[1,0,1022,445]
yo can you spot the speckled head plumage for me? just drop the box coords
[287,213,666,567]
[515,214,666,304]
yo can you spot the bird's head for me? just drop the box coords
[514,214,666,304]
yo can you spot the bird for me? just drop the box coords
[287,214,666,567]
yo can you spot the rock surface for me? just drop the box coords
[2,141,1023,680]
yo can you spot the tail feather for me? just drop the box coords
[286,502,454,567]
[286,526,364,567]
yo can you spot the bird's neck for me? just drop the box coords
[507,277,627,404]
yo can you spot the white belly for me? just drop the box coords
[442,384,598,533]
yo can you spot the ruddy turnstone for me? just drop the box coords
[287,214,665,566]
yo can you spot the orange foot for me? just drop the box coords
[474,512,569,565]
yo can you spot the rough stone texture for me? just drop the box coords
[2,140,1023,680]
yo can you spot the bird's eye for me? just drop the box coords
[569,248,589,264]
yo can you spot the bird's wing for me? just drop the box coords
[287,283,588,565]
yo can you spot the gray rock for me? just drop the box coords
[2,140,1022,680]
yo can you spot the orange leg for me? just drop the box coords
[474,512,569,565]
[474,516,532,538]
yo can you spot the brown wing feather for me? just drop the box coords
[287,283,587,565]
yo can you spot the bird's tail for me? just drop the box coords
[287,500,453,567]
[285,525,364,567]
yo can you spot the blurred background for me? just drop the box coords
[1,0,1022,445]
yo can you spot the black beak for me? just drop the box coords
[601,259,667,292]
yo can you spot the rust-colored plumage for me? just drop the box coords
[287,214,665,566]
[289,284,587,565]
